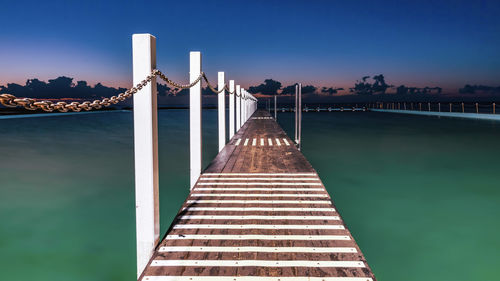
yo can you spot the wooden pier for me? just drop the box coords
[139,110,375,281]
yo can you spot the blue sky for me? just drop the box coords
[1,0,499,92]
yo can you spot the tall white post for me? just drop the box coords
[274,95,277,119]
[244,90,248,122]
[244,91,248,121]
[189,51,202,189]
[242,89,246,124]
[132,34,159,278]
[217,72,225,152]
[245,91,248,121]
[236,85,241,130]
[229,80,235,139]
[298,83,302,150]
[294,84,298,143]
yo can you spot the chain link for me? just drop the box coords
[0,68,254,113]
[156,69,203,89]
[202,73,225,94]
[0,70,157,112]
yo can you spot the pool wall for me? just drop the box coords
[371,109,500,121]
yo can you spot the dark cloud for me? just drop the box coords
[350,74,392,95]
[321,87,344,95]
[281,85,295,95]
[248,79,282,95]
[459,84,500,95]
[0,76,126,99]
[301,85,317,94]
[280,84,317,95]
[157,83,173,96]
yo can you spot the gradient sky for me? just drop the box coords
[1,0,499,92]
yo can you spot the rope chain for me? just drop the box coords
[156,69,203,89]
[0,69,254,113]
[202,73,225,94]
[0,70,157,112]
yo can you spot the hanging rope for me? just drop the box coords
[0,68,255,113]
[0,70,157,112]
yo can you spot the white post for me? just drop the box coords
[247,93,250,120]
[246,92,249,121]
[294,84,298,143]
[236,85,241,130]
[298,83,302,150]
[242,89,246,124]
[189,51,202,189]
[245,91,248,121]
[217,72,225,152]
[274,95,277,119]
[229,80,235,139]
[132,34,159,278]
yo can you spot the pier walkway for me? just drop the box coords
[140,110,375,281]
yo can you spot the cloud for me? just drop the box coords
[281,84,318,95]
[248,79,282,95]
[157,83,172,96]
[350,74,392,95]
[281,85,295,95]
[320,87,343,95]
[459,84,500,95]
[0,76,126,99]
[301,85,317,94]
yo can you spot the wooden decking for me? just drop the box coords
[140,110,375,281]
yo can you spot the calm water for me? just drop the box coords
[1,110,499,280]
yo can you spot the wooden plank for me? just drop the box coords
[139,110,375,281]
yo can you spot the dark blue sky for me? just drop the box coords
[1,0,499,93]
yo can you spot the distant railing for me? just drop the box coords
[276,105,367,112]
[271,102,498,115]
[367,102,497,114]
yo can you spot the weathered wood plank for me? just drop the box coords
[139,110,375,281]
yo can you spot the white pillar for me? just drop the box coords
[132,33,159,278]
[229,80,235,139]
[242,89,246,124]
[217,72,225,152]
[244,89,247,123]
[189,51,202,189]
[274,95,277,119]
[295,84,298,143]
[298,83,302,150]
[236,85,241,130]
[247,92,249,120]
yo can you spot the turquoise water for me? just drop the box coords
[1,110,499,280]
